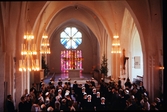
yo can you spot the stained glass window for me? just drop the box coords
[60,27,82,49]
[61,50,83,72]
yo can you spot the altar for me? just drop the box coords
[68,69,83,78]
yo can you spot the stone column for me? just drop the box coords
[0,51,5,111]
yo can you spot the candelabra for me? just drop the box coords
[111,35,121,53]
[40,35,50,54]
[19,34,39,71]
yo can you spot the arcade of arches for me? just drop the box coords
[0,1,166,111]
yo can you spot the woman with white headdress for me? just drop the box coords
[85,95,96,111]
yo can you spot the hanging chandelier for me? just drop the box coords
[111,35,121,53]
[19,7,39,72]
[40,34,51,54]
[19,33,40,71]
[111,23,121,54]
[40,9,50,55]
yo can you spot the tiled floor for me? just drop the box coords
[43,73,98,86]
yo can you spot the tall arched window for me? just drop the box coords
[60,27,82,49]
[60,27,83,72]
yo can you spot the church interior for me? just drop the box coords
[0,0,167,111]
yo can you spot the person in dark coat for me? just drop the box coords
[80,92,87,111]
[30,83,37,96]
[98,97,107,111]
[24,94,32,112]
[85,95,95,111]
[91,88,97,106]
[18,96,26,112]
[75,84,82,103]
[94,91,101,110]
[125,98,138,110]
[72,80,78,94]
[99,78,105,97]
[124,78,132,89]
[60,98,70,111]
[40,78,44,91]
[84,80,90,94]
[90,77,96,87]
[6,94,15,112]
[118,89,127,110]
